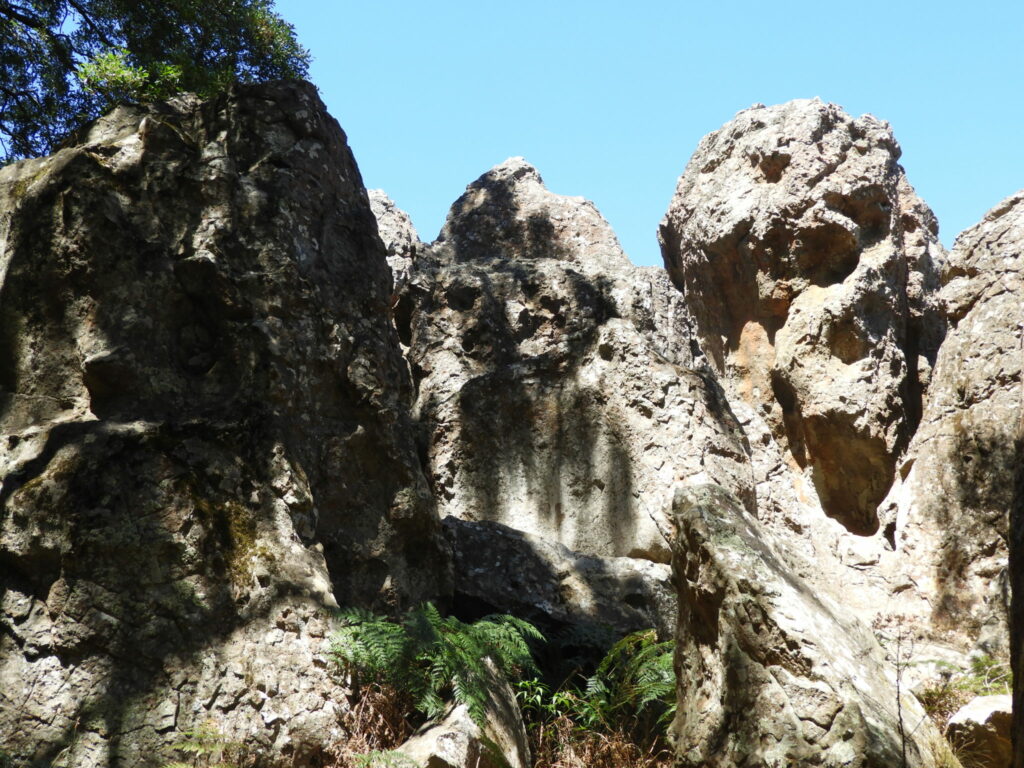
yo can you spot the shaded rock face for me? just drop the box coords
[444,517,676,640]
[0,82,448,766]
[884,193,1023,657]
[671,485,952,768]
[398,159,753,563]
[659,100,946,535]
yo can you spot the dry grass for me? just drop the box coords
[527,714,672,768]
[327,684,418,767]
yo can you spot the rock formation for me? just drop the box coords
[396,159,753,563]
[672,485,952,768]
[882,193,1022,657]
[2,78,1019,768]
[946,694,1012,768]
[659,99,946,536]
[0,81,448,767]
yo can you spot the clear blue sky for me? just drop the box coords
[277,0,1023,267]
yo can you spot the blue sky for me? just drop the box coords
[277,1,1024,267]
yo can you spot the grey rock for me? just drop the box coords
[444,516,676,640]
[946,694,1012,768]
[369,188,422,297]
[882,192,1022,657]
[403,157,753,563]
[659,99,946,535]
[0,82,448,766]
[671,484,953,768]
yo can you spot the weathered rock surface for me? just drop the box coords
[946,694,1012,768]
[882,193,1021,656]
[369,188,421,296]
[444,516,676,639]
[672,484,953,768]
[0,81,448,766]
[398,158,753,563]
[396,659,531,768]
[659,99,946,535]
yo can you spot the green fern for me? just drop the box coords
[591,629,675,725]
[332,603,544,727]
[515,628,676,755]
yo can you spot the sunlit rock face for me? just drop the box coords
[392,159,754,564]
[671,485,954,768]
[0,81,448,767]
[883,193,1023,657]
[659,99,946,535]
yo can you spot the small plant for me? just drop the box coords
[332,603,543,727]
[162,720,249,768]
[515,629,675,768]
[916,653,1013,732]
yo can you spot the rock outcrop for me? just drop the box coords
[400,158,753,563]
[672,485,952,768]
[369,188,420,296]
[0,81,448,766]
[659,99,946,536]
[946,694,1012,768]
[883,193,1022,656]
[5,77,1018,768]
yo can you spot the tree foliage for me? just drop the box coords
[0,0,309,161]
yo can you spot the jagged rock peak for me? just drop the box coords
[435,156,631,274]
[369,188,421,293]
[659,97,946,535]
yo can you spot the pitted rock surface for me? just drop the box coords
[0,81,448,767]
[398,158,753,562]
[881,194,1022,658]
[659,99,946,535]
[369,188,421,296]
[671,485,953,768]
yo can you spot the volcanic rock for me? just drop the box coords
[659,99,947,535]
[0,81,448,766]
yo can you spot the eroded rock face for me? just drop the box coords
[659,100,946,535]
[672,485,953,768]
[882,193,1022,658]
[0,81,448,766]
[398,158,753,563]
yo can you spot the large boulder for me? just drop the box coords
[0,82,448,766]
[671,484,954,768]
[881,193,1021,657]
[398,158,753,563]
[659,99,946,535]
[444,516,676,640]
[946,695,1012,768]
